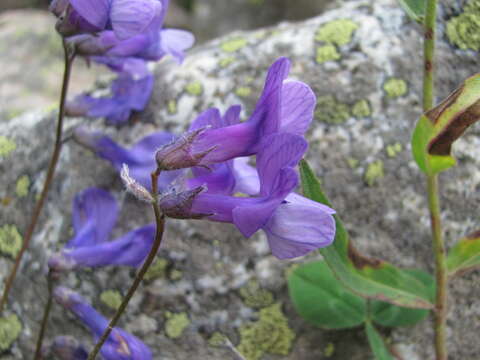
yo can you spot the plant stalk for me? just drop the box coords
[33,270,55,360]
[86,169,165,360]
[0,40,75,313]
[423,0,448,359]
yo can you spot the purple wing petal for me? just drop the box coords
[110,0,162,40]
[264,200,336,259]
[188,108,222,131]
[69,188,118,248]
[188,162,236,195]
[232,157,260,196]
[159,29,195,63]
[280,81,316,136]
[256,133,307,196]
[223,105,242,126]
[70,0,110,29]
[59,225,155,269]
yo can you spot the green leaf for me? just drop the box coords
[288,260,366,329]
[371,269,434,327]
[300,160,434,309]
[411,74,480,175]
[397,0,425,22]
[447,231,480,277]
[365,321,394,360]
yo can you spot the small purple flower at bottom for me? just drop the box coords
[73,128,181,191]
[53,287,152,360]
[48,187,156,272]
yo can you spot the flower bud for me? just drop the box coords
[65,33,114,57]
[159,186,211,219]
[155,128,215,171]
[120,164,154,203]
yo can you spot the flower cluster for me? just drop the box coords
[50,0,194,125]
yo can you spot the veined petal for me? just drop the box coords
[70,0,110,29]
[280,81,316,136]
[110,0,162,40]
[264,200,336,259]
[69,188,118,248]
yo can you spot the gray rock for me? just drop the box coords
[1,0,480,359]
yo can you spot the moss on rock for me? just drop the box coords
[316,44,341,63]
[165,312,190,339]
[235,86,252,97]
[100,290,122,310]
[315,95,351,124]
[386,142,403,158]
[0,136,16,158]
[186,81,203,96]
[239,280,274,309]
[144,258,168,281]
[15,175,30,198]
[352,99,371,118]
[237,303,295,360]
[383,78,408,98]
[364,160,384,186]
[447,0,480,51]
[221,38,248,53]
[0,225,22,258]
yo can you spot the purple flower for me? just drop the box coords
[48,187,156,271]
[181,57,316,166]
[48,336,88,360]
[66,62,153,125]
[53,287,152,360]
[50,0,163,40]
[73,128,181,190]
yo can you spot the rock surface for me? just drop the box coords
[1,0,480,359]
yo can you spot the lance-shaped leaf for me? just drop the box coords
[446,230,480,277]
[300,160,434,309]
[288,260,366,329]
[397,0,425,22]
[365,321,395,360]
[412,74,480,174]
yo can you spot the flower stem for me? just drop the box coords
[86,169,165,360]
[422,0,448,359]
[0,40,75,314]
[34,270,55,360]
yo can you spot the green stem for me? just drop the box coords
[33,271,55,360]
[0,40,75,314]
[86,169,165,360]
[422,0,448,359]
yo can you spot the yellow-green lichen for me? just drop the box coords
[324,342,335,357]
[239,280,274,309]
[235,87,252,97]
[169,269,183,281]
[167,100,177,114]
[144,258,168,281]
[15,175,30,198]
[447,0,480,51]
[186,81,203,96]
[100,290,122,310]
[219,57,236,67]
[165,312,190,339]
[386,142,403,158]
[346,157,359,169]
[0,314,22,351]
[315,95,351,124]
[364,161,384,186]
[237,303,295,360]
[208,332,227,347]
[352,99,371,118]
[0,136,16,158]
[315,19,359,46]
[383,78,408,98]
[221,38,248,53]
[0,225,22,258]
[316,44,341,63]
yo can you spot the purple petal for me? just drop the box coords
[59,224,155,269]
[188,108,222,131]
[256,133,307,196]
[280,81,316,136]
[92,57,150,78]
[68,188,118,248]
[110,0,162,40]
[53,287,152,360]
[159,29,195,63]
[264,199,336,259]
[232,157,260,195]
[70,0,110,29]
[188,162,235,195]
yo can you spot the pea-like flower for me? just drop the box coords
[48,187,156,272]
[53,287,152,360]
[73,127,181,190]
